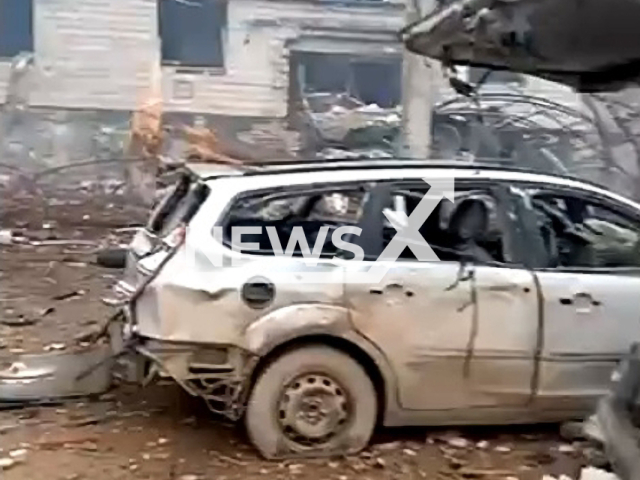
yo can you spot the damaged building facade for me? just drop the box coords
[0,0,587,174]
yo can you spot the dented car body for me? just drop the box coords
[6,160,640,456]
[101,161,640,453]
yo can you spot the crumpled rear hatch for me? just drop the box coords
[106,170,210,306]
[402,0,640,92]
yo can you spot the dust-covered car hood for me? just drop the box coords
[401,0,640,92]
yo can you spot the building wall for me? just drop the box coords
[0,0,406,117]
[0,0,158,110]
[0,0,596,179]
[0,0,583,117]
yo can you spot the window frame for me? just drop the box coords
[297,52,402,108]
[0,0,34,59]
[214,181,373,259]
[518,183,640,274]
[359,179,525,268]
[158,0,227,71]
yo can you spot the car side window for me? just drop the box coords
[221,187,366,257]
[381,185,508,264]
[530,192,640,269]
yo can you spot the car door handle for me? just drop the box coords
[486,283,521,292]
[370,283,413,297]
[370,283,402,294]
[559,293,602,307]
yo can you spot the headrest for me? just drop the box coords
[449,198,489,241]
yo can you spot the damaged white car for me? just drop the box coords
[99,161,640,458]
[4,0,640,461]
[7,158,640,459]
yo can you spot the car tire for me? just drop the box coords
[96,247,127,269]
[245,345,377,459]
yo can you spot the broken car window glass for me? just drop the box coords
[223,189,365,257]
[531,193,640,269]
[381,187,506,264]
[148,174,210,237]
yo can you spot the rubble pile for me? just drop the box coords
[307,94,401,145]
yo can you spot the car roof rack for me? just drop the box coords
[218,158,516,176]
[190,157,609,192]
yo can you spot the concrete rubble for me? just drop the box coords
[579,467,621,480]
[305,93,401,145]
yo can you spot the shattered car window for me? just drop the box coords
[531,193,640,268]
[148,173,210,237]
[381,186,507,264]
[233,196,308,221]
[230,191,363,223]
[223,189,365,257]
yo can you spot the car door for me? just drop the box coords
[344,179,539,412]
[518,185,640,411]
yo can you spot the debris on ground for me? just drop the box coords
[495,445,513,453]
[0,456,16,470]
[1,315,40,327]
[579,466,621,480]
[0,229,13,245]
[543,474,573,480]
[560,421,590,441]
[95,247,127,269]
[304,93,401,146]
[52,290,85,302]
[446,437,471,449]
[558,444,577,454]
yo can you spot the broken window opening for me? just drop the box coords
[148,173,210,237]
[530,192,640,269]
[221,187,366,258]
[159,0,227,69]
[0,0,33,58]
[297,52,402,109]
[381,186,507,265]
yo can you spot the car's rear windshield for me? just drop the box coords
[147,172,210,237]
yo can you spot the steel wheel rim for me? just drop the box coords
[277,373,351,446]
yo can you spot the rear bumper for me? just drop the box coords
[0,345,115,404]
[0,313,141,405]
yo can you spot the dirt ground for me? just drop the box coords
[0,187,603,480]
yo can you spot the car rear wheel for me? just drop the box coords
[245,345,377,459]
